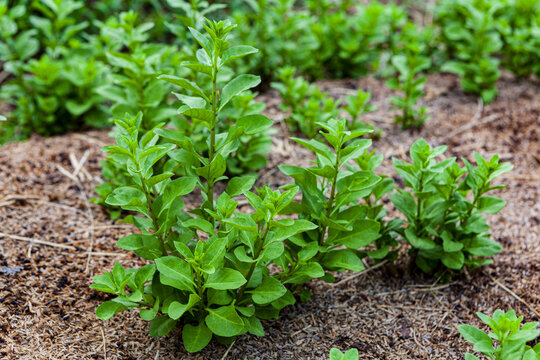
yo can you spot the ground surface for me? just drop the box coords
[0,73,539,360]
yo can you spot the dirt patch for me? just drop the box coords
[0,73,538,359]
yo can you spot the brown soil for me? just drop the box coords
[0,73,539,360]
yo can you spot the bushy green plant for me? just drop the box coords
[271,67,340,138]
[279,118,399,287]
[437,0,503,103]
[391,139,512,273]
[91,20,319,352]
[0,0,109,143]
[329,347,360,360]
[232,0,314,82]
[90,11,181,217]
[459,310,540,360]
[343,89,378,135]
[497,0,540,78]
[386,52,431,129]
[98,11,180,131]
[219,90,274,174]
[272,68,378,138]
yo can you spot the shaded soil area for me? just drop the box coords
[0,73,539,360]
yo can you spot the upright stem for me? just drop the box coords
[318,147,342,245]
[237,225,270,300]
[206,60,219,219]
[137,165,166,255]
[415,170,424,231]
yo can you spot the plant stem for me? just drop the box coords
[206,61,219,221]
[318,147,342,245]
[237,224,270,300]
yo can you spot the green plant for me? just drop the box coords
[98,11,179,131]
[437,0,503,103]
[459,310,540,360]
[391,139,512,273]
[90,11,183,216]
[0,0,109,144]
[271,67,339,138]
[91,20,320,352]
[497,0,540,78]
[219,90,274,174]
[386,53,431,129]
[279,118,397,286]
[343,89,379,136]
[329,347,359,360]
[232,0,314,82]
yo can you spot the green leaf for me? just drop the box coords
[220,74,261,110]
[157,75,209,101]
[322,250,365,272]
[459,324,494,355]
[223,213,258,233]
[334,220,380,249]
[183,323,212,353]
[236,114,273,135]
[226,175,257,197]
[441,251,465,270]
[155,256,195,292]
[204,268,247,290]
[140,298,160,321]
[247,276,287,305]
[149,315,177,337]
[221,45,258,66]
[467,236,502,256]
[96,301,126,321]
[205,305,245,337]
[168,294,201,320]
[477,196,506,214]
[180,107,214,123]
[272,219,318,242]
[245,316,265,336]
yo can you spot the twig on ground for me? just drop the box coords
[377,304,443,312]
[291,325,312,337]
[70,150,90,179]
[81,252,128,257]
[72,224,133,233]
[100,326,107,360]
[0,232,76,250]
[332,260,388,286]
[220,341,235,360]
[490,275,540,318]
[0,194,43,207]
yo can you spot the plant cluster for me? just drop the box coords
[459,310,540,360]
[271,67,377,138]
[391,139,512,273]
[1,0,538,145]
[92,20,318,352]
[0,0,109,142]
[90,20,513,353]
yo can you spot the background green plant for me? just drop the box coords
[459,310,540,360]
[391,139,512,274]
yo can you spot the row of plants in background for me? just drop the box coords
[90,20,513,353]
[1,0,539,145]
[271,67,379,138]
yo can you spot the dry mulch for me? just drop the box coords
[0,73,539,360]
